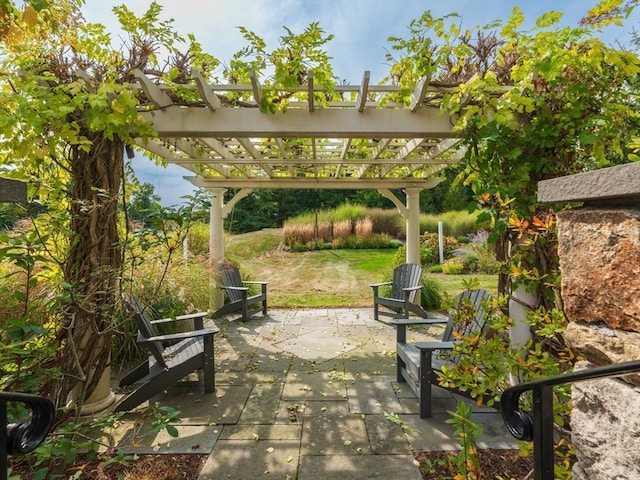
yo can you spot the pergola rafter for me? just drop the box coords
[131,69,467,293]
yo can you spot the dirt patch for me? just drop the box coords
[12,450,533,479]
[415,448,534,479]
[9,453,208,480]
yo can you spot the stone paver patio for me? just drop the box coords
[107,308,517,479]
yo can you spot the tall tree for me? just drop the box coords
[388,2,640,308]
[0,1,216,415]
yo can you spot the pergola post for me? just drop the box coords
[378,187,427,265]
[209,188,226,264]
[207,187,254,311]
[209,188,225,311]
[405,188,422,265]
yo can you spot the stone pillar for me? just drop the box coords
[538,162,640,480]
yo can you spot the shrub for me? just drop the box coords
[187,221,210,256]
[354,217,373,237]
[329,202,367,223]
[394,232,459,267]
[420,274,443,310]
[442,258,465,274]
[368,208,405,238]
[420,210,482,236]
[332,219,352,240]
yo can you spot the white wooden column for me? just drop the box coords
[208,188,253,310]
[209,188,225,311]
[405,188,422,265]
[209,188,225,265]
[377,187,423,265]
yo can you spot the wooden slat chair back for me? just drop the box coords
[127,296,167,370]
[439,288,490,365]
[213,262,268,322]
[394,288,492,417]
[114,296,219,412]
[371,263,428,322]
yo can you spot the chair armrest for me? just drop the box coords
[391,318,449,327]
[140,328,220,343]
[150,311,209,325]
[401,285,422,293]
[243,281,269,285]
[413,341,456,351]
[220,285,248,292]
[370,281,392,288]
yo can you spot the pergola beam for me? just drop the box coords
[188,176,442,190]
[141,107,457,138]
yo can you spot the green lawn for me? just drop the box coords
[225,229,498,308]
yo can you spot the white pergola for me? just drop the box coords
[133,70,464,268]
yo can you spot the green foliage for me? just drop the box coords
[10,403,182,479]
[420,210,483,236]
[126,182,162,227]
[445,401,483,479]
[394,232,460,268]
[442,258,465,274]
[186,221,210,256]
[387,4,640,311]
[0,229,60,396]
[420,274,443,310]
[435,292,574,475]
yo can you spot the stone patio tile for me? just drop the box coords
[274,397,307,424]
[395,387,460,416]
[472,412,519,449]
[402,413,462,451]
[347,379,403,414]
[220,371,286,385]
[301,414,369,455]
[117,424,220,454]
[300,400,350,418]
[365,414,413,455]
[198,439,300,480]
[245,349,293,373]
[282,371,348,401]
[259,322,300,342]
[277,329,356,362]
[238,382,285,424]
[158,384,252,425]
[297,454,420,480]
[219,423,302,440]
[343,353,396,379]
[288,355,345,372]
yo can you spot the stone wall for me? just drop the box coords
[538,162,640,480]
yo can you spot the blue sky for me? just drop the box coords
[82,1,640,206]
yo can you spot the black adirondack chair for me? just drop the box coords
[114,296,219,412]
[371,263,428,322]
[394,288,492,417]
[213,262,268,321]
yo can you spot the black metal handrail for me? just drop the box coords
[501,359,640,480]
[1,392,55,480]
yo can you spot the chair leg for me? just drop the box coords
[419,349,433,418]
[261,286,268,315]
[119,360,150,387]
[203,334,215,394]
